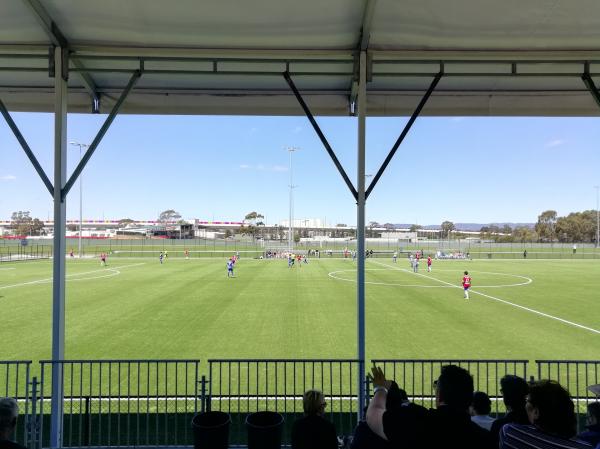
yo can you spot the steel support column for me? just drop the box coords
[50,46,67,449]
[62,71,140,198]
[365,72,442,199]
[283,71,357,200]
[0,98,53,195]
[356,50,367,418]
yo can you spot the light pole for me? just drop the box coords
[595,186,599,248]
[286,147,299,251]
[69,141,89,258]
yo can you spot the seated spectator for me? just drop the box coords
[500,380,592,448]
[0,397,26,449]
[490,374,530,445]
[291,389,337,449]
[366,365,494,449]
[351,382,416,449]
[578,402,600,447]
[470,391,495,430]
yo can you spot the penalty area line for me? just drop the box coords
[370,260,600,336]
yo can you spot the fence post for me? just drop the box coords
[84,396,91,446]
[27,376,40,449]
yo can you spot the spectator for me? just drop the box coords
[578,402,600,447]
[291,390,337,449]
[366,365,494,449]
[0,397,26,449]
[470,391,495,430]
[490,374,530,445]
[500,380,592,448]
[351,382,416,449]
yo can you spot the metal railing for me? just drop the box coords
[2,358,599,447]
[371,359,529,416]
[536,360,600,420]
[208,359,363,446]
[0,361,32,447]
[39,359,200,448]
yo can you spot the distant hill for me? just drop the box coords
[393,223,535,231]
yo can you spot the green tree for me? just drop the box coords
[409,224,422,232]
[440,221,455,238]
[118,218,135,227]
[535,210,557,242]
[10,211,44,236]
[158,209,181,223]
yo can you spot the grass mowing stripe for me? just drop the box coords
[370,260,600,336]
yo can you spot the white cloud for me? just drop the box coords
[450,117,465,122]
[271,165,288,172]
[545,139,565,148]
[249,127,258,134]
[292,126,303,133]
[239,164,251,169]
[0,175,16,181]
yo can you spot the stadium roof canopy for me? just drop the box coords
[2,0,600,116]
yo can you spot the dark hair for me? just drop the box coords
[472,391,491,415]
[464,271,468,275]
[437,365,474,410]
[386,381,408,412]
[528,380,576,438]
[500,375,529,410]
[588,402,600,421]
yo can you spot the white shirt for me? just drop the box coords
[471,414,495,431]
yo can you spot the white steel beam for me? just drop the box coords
[50,46,67,449]
[356,50,367,418]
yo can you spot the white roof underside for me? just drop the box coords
[2,0,600,116]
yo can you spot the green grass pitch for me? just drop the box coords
[1,256,599,366]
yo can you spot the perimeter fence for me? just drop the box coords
[3,237,600,260]
[1,358,598,448]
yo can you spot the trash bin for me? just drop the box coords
[192,411,230,449]
[246,411,284,449]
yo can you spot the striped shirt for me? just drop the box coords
[500,423,593,449]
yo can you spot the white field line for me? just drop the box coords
[370,260,600,336]
[0,263,146,290]
[0,267,16,270]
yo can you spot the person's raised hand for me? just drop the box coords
[370,366,392,389]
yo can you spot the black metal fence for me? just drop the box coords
[536,359,600,429]
[371,359,529,416]
[38,360,200,448]
[207,359,362,446]
[0,361,32,447]
[2,358,600,448]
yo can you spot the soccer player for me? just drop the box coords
[185,249,189,259]
[409,253,414,268]
[427,255,432,272]
[462,270,472,299]
[392,251,397,263]
[288,253,294,268]
[165,250,168,259]
[413,255,419,273]
[227,258,234,277]
[100,253,107,266]
[159,252,163,264]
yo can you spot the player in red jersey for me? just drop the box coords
[427,255,432,272]
[462,270,471,299]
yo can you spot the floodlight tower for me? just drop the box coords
[286,147,299,251]
[69,141,90,258]
[595,185,599,248]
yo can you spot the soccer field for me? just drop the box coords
[1,256,599,364]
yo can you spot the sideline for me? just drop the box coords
[370,260,600,336]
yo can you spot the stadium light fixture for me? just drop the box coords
[69,141,90,258]
[286,147,299,251]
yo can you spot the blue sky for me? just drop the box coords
[1,113,600,226]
